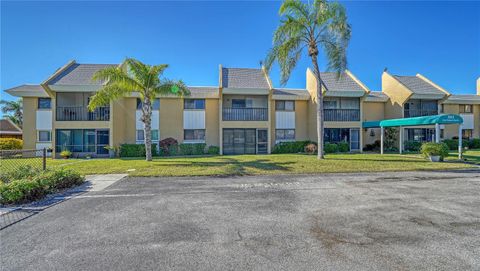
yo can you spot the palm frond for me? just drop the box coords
[154,80,190,97]
[87,84,131,111]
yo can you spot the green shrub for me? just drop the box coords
[159,137,178,155]
[177,143,206,156]
[178,143,193,155]
[304,143,317,154]
[0,165,40,183]
[363,140,381,152]
[119,144,158,157]
[337,142,349,152]
[193,143,206,155]
[272,141,312,154]
[207,146,220,155]
[421,142,449,159]
[0,168,84,204]
[324,143,338,154]
[0,138,23,150]
[442,139,458,150]
[404,141,422,152]
[469,138,480,149]
[167,144,179,156]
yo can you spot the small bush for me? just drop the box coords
[0,168,84,204]
[442,139,458,150]
[324,143,338,154]
[0,165,40,183]
[304,143,317,154]
[421,142,449,159]
[207,146,220,155]
[337,142,349,153]
[0,138,23,150]
[469,138,480,149]
[404,141,422,152]
[272,141,312,154]
[119,144,158,157]
[363,140,381,152]
[159,138,178,155]
[167,144,179,156]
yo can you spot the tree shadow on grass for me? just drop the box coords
[149,157,294,175]
[326,156,426,163]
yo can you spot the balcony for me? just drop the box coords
[56,106,110,121]
[404,109,438,118]
[222,108,268,121]
[324,109,360,122]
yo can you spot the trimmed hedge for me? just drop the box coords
[0,138,23,150]
[207,146,220,155]
[0,168,84,204]
[178,143,206,155]
[404,140,422,152]
[272,141,312,154]
[337,142,349,153]
[324,143,338,154]
[119,144,158,157]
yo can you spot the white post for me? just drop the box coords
[458,124,463,159]
[399,126,403,154]
[435,123,440,143]
[380,126,384,155]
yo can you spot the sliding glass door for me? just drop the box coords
[223,129,257,155]
[56,129,110,155]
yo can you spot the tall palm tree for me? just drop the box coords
[0,99,23,127]
[88,58,190,161]
[265,0,351,159]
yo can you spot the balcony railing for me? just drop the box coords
[324,109,360,121]
[404,109,438,118]
[56,106,110,121]
[222,107,268,121]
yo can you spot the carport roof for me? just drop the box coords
[363,114,463,128]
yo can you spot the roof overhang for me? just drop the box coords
[409,93,446,100]
[324,90,365,97]
[363,114,463,128]
[222,88,269,95]
[48,84,101,92]
[271,94,309,101]
[443,97,480,105]
[4,88,49,98]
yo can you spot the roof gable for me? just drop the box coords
[320,72,365,92]
[49,63,117,86]
[0,119,22,134]
[392,75,445,95]
[4,84,49,97]
[222,67,270,89]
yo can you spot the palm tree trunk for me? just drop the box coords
[142,97,153,161]
[311,55,325,159]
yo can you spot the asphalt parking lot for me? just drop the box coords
[1,170,479,271]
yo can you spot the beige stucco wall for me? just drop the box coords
[22,97,37,150]
[306,69,319,141]
[159,99,183,142]
[382,72,412,119]
[295,100,308,141]
[442,104,460,138]
[205,99,219,146]
[362,101,385,146]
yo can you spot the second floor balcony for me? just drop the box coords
[404,109,438,118]
[56,106,110,121]
[324,109,360,122]
[222,107,268,121]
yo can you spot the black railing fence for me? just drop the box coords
[222,107,268,121]
[0,149,47,179]
[56,106,110,121]
[324,109,360,121]
[404,109,438,118]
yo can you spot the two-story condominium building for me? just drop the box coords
[5,60,480,157]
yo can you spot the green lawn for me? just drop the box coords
[19,153,473,177]
[447,149,480,164]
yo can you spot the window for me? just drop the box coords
[462,129,473,139]
[324,128,350,143]
[136,130,159,141]
[38,98,51,109]
[37,130,51,142]
[440,104,444,113]
[184,129,205,141]
[275,100,295,111]
[275,129,295,141]
[184,99,205,110]
[136,98,160,110]
[232,99,246,108]
[459,104,473,114]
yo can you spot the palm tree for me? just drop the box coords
[88,58,190,161]
[265,0,351,159]
[0,99,23,127]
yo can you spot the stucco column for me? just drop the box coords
[435,123,440,143]
[380,126,384,155]
[458,124,463,159]
[399,126,403,154]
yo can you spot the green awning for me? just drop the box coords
[362,114,463,128]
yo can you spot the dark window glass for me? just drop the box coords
[184,99,205,110]
[38,131,51,142]
[184,129,205,141]
[460,105,473,113]
[275,129,295,140]
[232,99,246,108]
[276,101,295,111]
[324,128,350,143]
[38,98,51,109]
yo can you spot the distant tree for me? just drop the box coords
[88,58,190,161]
[0,99,23,127]
[265,0,351,159]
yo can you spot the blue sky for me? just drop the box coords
[1,1,479,101]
